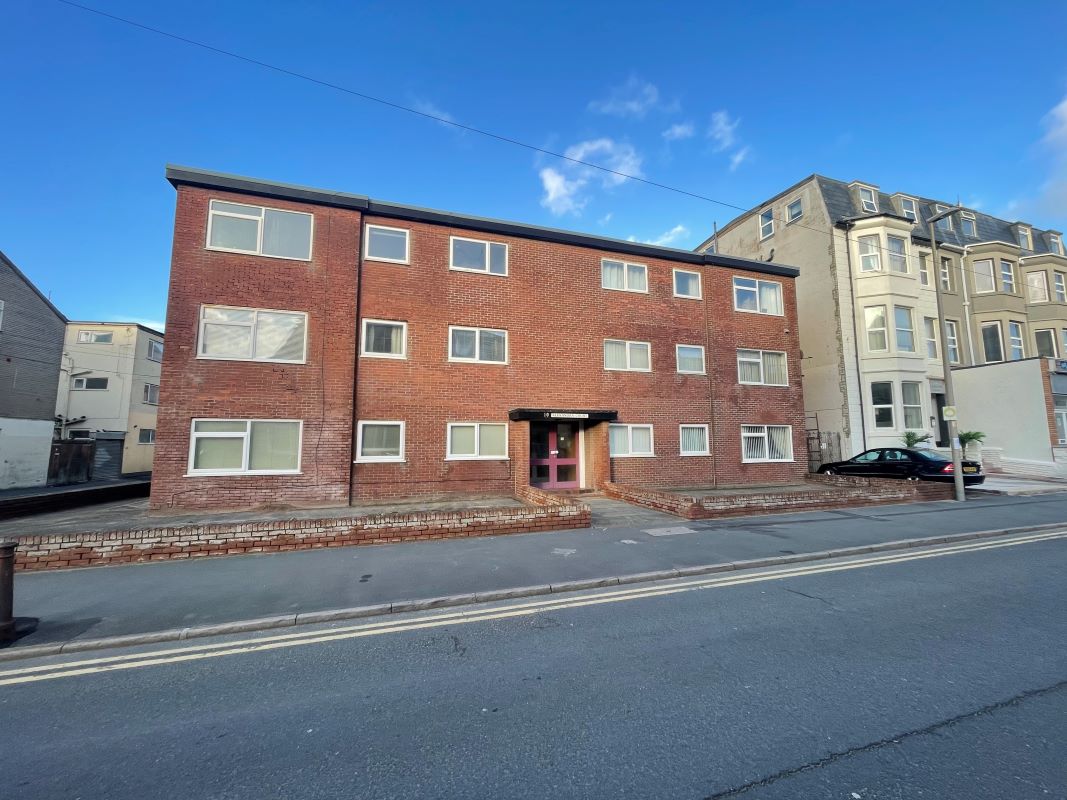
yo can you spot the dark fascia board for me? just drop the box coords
[508,408,618,422]
[166,165,799,279]
[0,249,67,322]
[68,321,165,338]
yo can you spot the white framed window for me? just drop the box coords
[138,428,156,445]
[1018,227,1032,250]
[446,422,508,460]
[1062,329,1067,359]
[918,253,930,286]
[673,269,702,299]
[675,344,706,374]
[679,424,710,456]
[609,424,654,457]
[207,200,313,261]
[973,259,996,293]
[1035,329,1057,358]
[1001,261,1016,294]
[147,340,164,362]
[960,211,977,238]
[737,349,788,386]
[924,318,938,359]
[1008,321,1025,360]
[449,326,507,364]
[759,209,774,239]
[356,421,405,463]
[72,377,108,390]
[900,198,918,221]
[901,382,923,429]
[864,305,888,352]
[894,306,915,352]
[786,198,803,223]
[0,299,4,331]
[601,259,648,293]
[981,322,1004,363]
[858,235,881,271]
[1056,272,1067,302]
[198,305,308,363]
[77,330,113,344]
[939,257,952,291]
[858,187,878,213]
[887,235,908,273]
[1027,271,1050,303]
[143,383,160,405]
[364,224,410,264]
[1051,234,1063,256]
[871,382,894,428]
[945,320,960,364]
[604,339,651,372]
[934,204,953,232]
[360,319,407,359]
[733,277,783,315]
[450,236,508,276]
[187,419,302,475]
[741,424,793,462]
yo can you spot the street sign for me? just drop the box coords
[941,406,957,420]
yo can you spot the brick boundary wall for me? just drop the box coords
[604,475,954,520]
[13,493,591,572]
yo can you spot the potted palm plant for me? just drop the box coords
[957,431,986,461]
[901,432,932,448]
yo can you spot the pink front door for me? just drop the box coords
[530,422,580,489]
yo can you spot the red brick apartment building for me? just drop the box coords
[151,166,806,511]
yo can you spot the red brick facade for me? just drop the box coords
[151,169,807,512]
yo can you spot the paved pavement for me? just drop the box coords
[969,474,1067,496]
[8,492,1067,649]
[4,533,1065,798]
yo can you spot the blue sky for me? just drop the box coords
[4,0,1067,330]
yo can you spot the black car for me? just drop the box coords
[817,447,985,485]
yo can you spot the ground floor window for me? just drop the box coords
[679,425,709,456]
[1035,328,1057,358]
[901,382,924,429]
[1056,396,1067,445]
[188,419,301,475]
[741,425,793,462]
[609,424,654,457]
[871,382,894,428]
[446,422,508,460]
[356,421,405,462]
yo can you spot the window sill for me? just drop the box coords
[205,245,311,263]
[610,453,656,459]
[733,307,785,317]
[449,266,508,277]
[601,286,649,295]
[364,256,410,266]
[444,456,510,462]
[741,459,795,464]
[673,294,702,301]
[196,354,308,365]
[677,370,707,376]
[448,359,508,365]
[354,458,406,464]
[184,470,303,477]
[680,452,711,457]
[360,352,407,360]
[604,367,652,373]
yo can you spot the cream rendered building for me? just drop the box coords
[702,176,1067,471]
[55,322,164,476]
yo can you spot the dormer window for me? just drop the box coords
[1018,227,1032,250]
[960,211,977,238]
[934,205,953,233]
[858,187,877,213]
[1052,234,1064,256]
[899,198,918,222]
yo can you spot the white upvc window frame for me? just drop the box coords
[918,253,930,286]
[0,299,4,331]
[679,424,710,456]
[1008,321,1025,360]
[206,199,314,261]
[364,224,411,265]
[864,305,889,353]
[858,187,878,213]
[449,235,509,277]
[870,382,895,429]
[1027,271,1050,303]
[732,277,784,316]
[608,424,655,458]
[981,321,1005,363]
[147,340,164,362]
[186,419,303,477]
[924,318,938,360]
[894,306,916,353]
[448,325,508,364]
[77,330,113,344]
[1051,234,1063,256]
[886,234,908,273]
[675,344,706,375]
[1055,272,1067,302]
[934,204,954,232]
[197,305,309,364]
[786,198,803,223]
[360,318,408,360]
[601,259,648,294]
[1035,328,1057,359]
[858,234,881,272]
[355,420,406,463]
[960,211,977,238]
[900,197,918,222]
[143,383,160,405]
[759,209,774,239]
[901,381,924,430]
[672,268,702,299]
[945,319,961,365]
[604,339,652,372]
[138,429,156,445]
[1018,227,1032,251]
[1001,260,1017,294]
[972,259,996,294]
[939,257,953,292]
[445,422,509,461]
[740,424,794,463]
[72,376,108,390]
[736,349,789,386]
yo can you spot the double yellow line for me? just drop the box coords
[3,529,1064,686]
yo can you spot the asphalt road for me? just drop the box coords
[3,535,1065,799]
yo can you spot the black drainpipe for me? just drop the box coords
[838,220,868,451]
[347,217,366,506]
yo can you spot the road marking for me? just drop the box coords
[3,530,1064,686]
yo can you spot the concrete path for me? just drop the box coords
[7,492,1067,652]
[969,474,1067,496]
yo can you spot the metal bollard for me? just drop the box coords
[0,541,15,642]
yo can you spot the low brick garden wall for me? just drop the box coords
[13,491,591,572]
[604,475,954,520]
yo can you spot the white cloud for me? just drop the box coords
[1035,93,1067,218]
[662,122,695,141]
[1044,95,1067,148]
[729,146,751,172]
[412,98,458,129]
[628,224,690,247]
[598,212,614,225]
[588,77,661,118]
[539,138,644,216]
[708,110,740,151]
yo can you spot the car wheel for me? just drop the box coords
[822,467,837,475]
[906,475,920,482]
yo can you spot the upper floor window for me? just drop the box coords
[858,187,877,213]
[198,305,307,363]
[945,320,961,364]
[918,254,930,286]
[77,330,112,344]
[449,326,507,364]
[673,269,702,299]
[924,318,938,360]
[1051,234,1064,256]
[733,277,783,315]
[858,235,881,271]
[737,349,788,386]
[138,429,156,445]
[188,419,301,475]
[759,209,774,239]
[973,259,996,293]
[364,224,410,264]
[960,211,977,238]
[450,236,507,276]
[887,235,908,273]
[207,200,313,261]
[1018,227,1032,250]
[601,259,647,293]
[72,376,108,390]
[981,322,1004,363]
[1008,321,1025,360]
[0,299,4,331]
[1027,271,1050,303]
[604,339,651,372]
[361,319,407,359]
[934,205,953,233]
[142,383,160,405]
[1035,329,1057,358]
[894,306,915,352]
[939,257,952,292]
[675,344,706,375]
[1001,261,1016,293]
[900,198,918,221]
[864,305,888,352]
[786,199,803,223]
[147,340,164,362]
[1055,272,1067,303]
